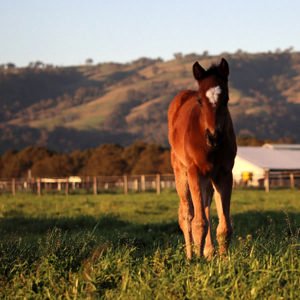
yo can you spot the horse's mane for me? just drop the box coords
[205,64,219,75]
[202,64,228,81]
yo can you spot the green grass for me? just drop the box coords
[0,189,299,299]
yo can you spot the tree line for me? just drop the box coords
[0,142,173,179]
[0,136,293,179]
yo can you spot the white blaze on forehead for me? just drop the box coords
[206,86,222,106]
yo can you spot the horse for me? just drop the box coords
[168,58,236,259]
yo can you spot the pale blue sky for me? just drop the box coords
[1,0,299,67]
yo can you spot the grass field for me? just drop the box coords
[0,189,299,299]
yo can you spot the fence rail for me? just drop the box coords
[233,170,300,191]
[264,170,300,192]
[1,171,299,195]
[0,174,176,196]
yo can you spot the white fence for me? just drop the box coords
[0,174,176,195]
[0,171,299,195]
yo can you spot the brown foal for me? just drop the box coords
[168,58,236,259]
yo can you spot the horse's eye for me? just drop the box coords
[197,98,202,105]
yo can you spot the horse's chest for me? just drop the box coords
[186,141,232,175]
[184,142,212,173]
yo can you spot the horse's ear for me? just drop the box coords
[193,61,206,81]
[219,58,229,78]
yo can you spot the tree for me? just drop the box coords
[19,146,56,164]
[6,63,16,70]
[122,141,147,173]
[1,149,18,178]
[85,144,126,176]
[174,52,183,60]
[0,146,57,178]
[202,50,209,58]
[69,149,92,175]
[157,150,172,173]
[27,61,44,69]
[31,154,73,177]
[131,143,165,174]
[86,58,93,65]
[1,149,19,178]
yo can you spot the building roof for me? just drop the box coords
[263,144,300,150]
[237,146,300,170]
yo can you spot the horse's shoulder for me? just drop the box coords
[169,90,197,116]
[176,90,198,105]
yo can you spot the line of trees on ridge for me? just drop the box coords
[0,142,172,178]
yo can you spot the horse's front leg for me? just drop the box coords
[187,165,208,257]
[213,171,233,256]
[203,182,215,259]
[172,152,194,259]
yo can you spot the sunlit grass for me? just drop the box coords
[0,189,299,298]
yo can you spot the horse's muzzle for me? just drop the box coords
[205,129,223,149]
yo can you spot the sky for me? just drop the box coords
[1,0,300,67]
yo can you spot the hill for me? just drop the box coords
[0,50,299,154]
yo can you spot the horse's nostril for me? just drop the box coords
[205,129,211,138]
[205,129,214,147]
[205,129,222,149]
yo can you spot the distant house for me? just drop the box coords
[232,144,300,188]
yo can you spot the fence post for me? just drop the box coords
[290,172,295,189]
[93,176,97,195]
[264,169,270,192]
[66,178,69,196]
[37,178,42,196]
[141,175,146,192]
[12,178,16,196]
[156,174,161,195]
[134,178,139,191]
[124,175,128,194]
[86,176,90,194]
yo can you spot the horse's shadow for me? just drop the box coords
[231,210,300,238]
[1,209,299,248]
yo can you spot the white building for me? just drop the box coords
[232,144,300,187]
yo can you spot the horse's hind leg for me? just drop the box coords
[213,171,233,256]
[172,152,194,259]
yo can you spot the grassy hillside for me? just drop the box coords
[0,51,300,154]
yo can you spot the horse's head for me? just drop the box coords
[192,58,229,149]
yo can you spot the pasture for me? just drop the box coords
[0,189,299,299]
